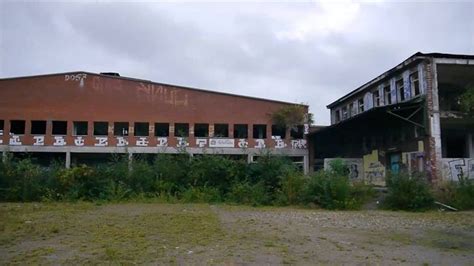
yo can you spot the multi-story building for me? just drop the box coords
[0,72,310,172]
[309,52,474,184]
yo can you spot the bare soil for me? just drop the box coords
[1,203,473,265]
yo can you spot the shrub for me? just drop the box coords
[180,186,222,203]
[383,172,434,211]
[0,158,47,201]
[227,181,270,206]
[435,177,474,210]
[276,170,307,205]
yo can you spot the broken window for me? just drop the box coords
[194,123,209,137]
[174,123,189,137]
[358,98,364,113]
[234,124,248,138]
[335,110,341,123]
[0,120,3,135]
[410,71,420,96]
[73,121,88,136]
[384,85,392,105]
[396,78,405,102]
[373,90,380,107]
[134,122,149,137]
[10,120,25,135]
[341,106,348,120]
[52,121,67,135]
[214,124,229,137]
[271,125,286,139]
[253,124,267,139]
[114,122,129,136]
[31,120,46,135]
[155,123,169,137]
[290,125,304,139]
[94,122,108,136]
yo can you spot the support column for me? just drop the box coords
[128,152,133,171]
[65,151,71,169]
[2,151,7,163]
[303,155,309,175]
[247,154,253,164]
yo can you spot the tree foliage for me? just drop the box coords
[460,86,474,114]
[271,104,313,130]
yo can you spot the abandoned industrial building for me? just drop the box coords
[1,52,473,183]
[309,52,474,184]
[0,72,310,172]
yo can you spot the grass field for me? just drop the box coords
[1,202,474,265]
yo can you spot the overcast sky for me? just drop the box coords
[1,1,473,125]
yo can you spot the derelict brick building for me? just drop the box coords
[0,72,310,172]
[309,52,474,184]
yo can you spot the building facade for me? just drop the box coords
[310,52,474,184]
[0,72,310,172]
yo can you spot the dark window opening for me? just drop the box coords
[155,123,169,137]
[114,122,129,136]
[214,124,229,137]
[373,90,380,107]
[253,124,267,139]
[175,123,189,137]
[410,71,420,96]
[358,98,364,113]
[271,125,286,138]
[234,124,248,138]
[73,121,88,136]
[134,122,149,137]
[348,103,354,117]
[290,125,304,139]
[94,122,108,136]
[442,130,468,158]
[384,85,392,105]
[194,123,209,137]
[341,106,348,120]
[396,79,405,102]
[10,120,25,135]
[31,120,46,135]
[0,120,3,131]
[335,110,341,123]
[52,121,67,135]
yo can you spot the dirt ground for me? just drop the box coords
[1,203,473,265]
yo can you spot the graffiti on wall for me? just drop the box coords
[65,74,87,88]
[442,158,474,181]
[136,83,189,107]
[323,158,363,181]
[363,150,385,186]
[0,130,3,145]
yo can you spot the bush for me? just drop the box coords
[383,172,434,211]
[227,181,270,206]
[0,158,46,201]
[435,177,474,210]
[302,160,372,210]
[180,186,222,203]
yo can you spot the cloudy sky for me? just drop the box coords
[1,1,473,125]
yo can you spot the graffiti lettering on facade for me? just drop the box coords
[33,136,45,146]
[53,136,66,146]
[136,83,189,107]
[176,137,189,148]
[255,139,266,149]
[196,138,207,148]
[65,74,87,87]
[74,137,85,146]
[95,137,108,147]
[0,130,3,145]
[157,137,168,147]
[9,135,21,146]
[238,139,248,148]
[136,137,149,147]
[116,137,128,147]
[291,139,307,149]
[272,136,287,149]
[443,158,474,180]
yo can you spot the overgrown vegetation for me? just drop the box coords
[383,172,434,211]
[460,85,474,114]
[0,154,375,209]
[435,176,474,210]
[270,104,313,130]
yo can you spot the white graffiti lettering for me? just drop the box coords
[238,139,248,148]
[136,137,149,147]
[291,139,307,149]
[176,137,189,148]
[9,135,21,145]
[74,136,85,146]
[196,138,207,148]
[157,137,168,147]
[272,136,287,149]
[33,136,45,146]
[116,137,129,147]
[53,136,66,146]
[94,137,108,147]
[255,139,265,149]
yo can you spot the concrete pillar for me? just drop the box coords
[467,133,473,158]
[247,154,253,164]
[2,151,7,163]
[128,152,133,171]
[303,155,309,175]
[65,151,71,169]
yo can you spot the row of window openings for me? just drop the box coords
[0,121,304,139]
[335,71,421,122]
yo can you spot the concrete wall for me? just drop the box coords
[441,158,474,181]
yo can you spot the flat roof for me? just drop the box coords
[0,71,308,107]
[326,52,474,109]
